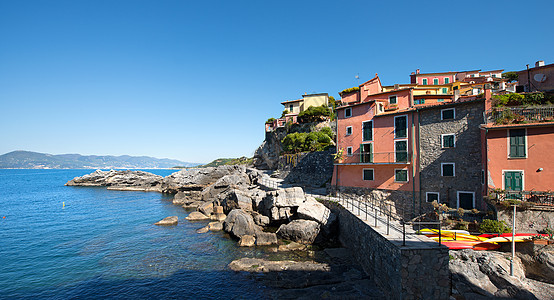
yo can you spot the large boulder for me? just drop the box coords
[297,197,335,225]
[185,211,209,221]
[220,189,254,213]
[65,170,163,191]
[276,219,321,244]
[161,165,246,193]
[223,209,261,238]
[197,202,214,216]
[260,187,306,221]
[154,216,178,226]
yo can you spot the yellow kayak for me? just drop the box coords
[485,235,534,243]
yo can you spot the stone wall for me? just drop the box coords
[419,100,485,210]
[328,203,450,300]
[497,207,554,233]
[278,148,335,188]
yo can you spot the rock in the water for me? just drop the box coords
[255,232,278,246]
[276,219,321,244]
[297,196,335,225]
[223,209,261,238]
[238,235,256,247]
[278,241,307,252]
[229,257,330,273]
[196,226,209,233]
[210,213,227,221]
[154,216,178,226]
[208,221,223,231]
[185,211,209,221]
[66,170,164,192]
[161,165,246,193]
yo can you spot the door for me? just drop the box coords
[360,143,372,163]
[504,171,523,191]
[458,192,474,209]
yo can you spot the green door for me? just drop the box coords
[504,171,523,191]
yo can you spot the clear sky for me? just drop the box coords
[1,0,552,163]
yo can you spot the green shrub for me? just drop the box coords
[282,132,306,153]
[492,92,550,107]
[320,127,334,139]
[478,219,511,233]
[502,71,518,82]
[340,86,360,95]
[297,105,331,123]
[281,131,332,153]
[266,117,276,124]
[281,109,290,117]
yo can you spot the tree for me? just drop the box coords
[502,71,518,83]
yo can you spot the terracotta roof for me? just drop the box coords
[281,99,303,105]
[481,121,554,130]
[413,69,481,76]
[359,75,380,87]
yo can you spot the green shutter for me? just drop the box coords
[395,141,408,162]
[363,121,372,141]
[509,129,526,158]
[360,143,373,163]
[395,116,407,138]
[505,171,523,191]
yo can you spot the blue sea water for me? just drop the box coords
[0,169,267,299]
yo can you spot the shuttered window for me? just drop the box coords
[442,134,455,148]
[509,129,526,158]
[360,143,373,163]
[395,116,407,138]
[395,140,408,162]
[362,121,372,141]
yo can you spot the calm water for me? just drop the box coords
[0,169,267,299]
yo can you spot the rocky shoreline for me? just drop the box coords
[66,166,554,299]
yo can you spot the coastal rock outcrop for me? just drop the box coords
[154,216,178,226]
[161,165,249,193]
[185,211,209,221]
[65,169,164,191]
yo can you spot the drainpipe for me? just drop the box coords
[417,108,422,217]
[411,110,416,218]
[526,64,531,92]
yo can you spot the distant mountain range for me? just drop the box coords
[0,151,200,169]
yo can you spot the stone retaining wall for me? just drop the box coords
[327,202,450,300]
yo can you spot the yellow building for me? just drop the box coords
[281,93,329,114]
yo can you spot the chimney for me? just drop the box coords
[536,60,545,67]
[484,88,492,111]
[454,89,460,102]
[375,73,378,78]
[416,69,420,74]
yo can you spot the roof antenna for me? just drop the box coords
[355,73,360,85]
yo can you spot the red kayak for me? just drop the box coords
[439,240,501,250]
[479,233,548,238]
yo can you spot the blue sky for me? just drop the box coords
[1,0,552,163]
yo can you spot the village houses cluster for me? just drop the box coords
[266,61,554,215]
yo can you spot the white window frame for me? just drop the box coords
[346,146,353,156]
[362,168,374,181]
[507,128,528,159]
[433,78,439,85]
[501,170,525,191]
[394,139,409,163]
[441,133,456,148]
[442,87,448,94]
[441,108,455,120]
[394,115,408,139]
[346,126,353,136]
[457,191,475,209]
[426,192,440,203]
[362,120,373,142]
[394,168,409,183]
[444,77,450,84]
[422,78,428,85]
[389,95,398,105]
[441,163,455,177]
[345,108,352,118]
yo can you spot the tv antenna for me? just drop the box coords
[355,73,360,85]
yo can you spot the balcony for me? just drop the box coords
[338,151,411,165]
[485,106,554,125]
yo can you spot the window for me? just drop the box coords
[444,77,450,84]
[441,108,455,120]
[437,99,444,102]
[426,192,439,203]
[395,140,408,162]
[433,78,439,85]
[360,143,373,163]
[509,129,526,158]
[442,134,455,148]
[457,192,475,209]
[346,147,353,156]
[289,105,293,112]
[481,170,485,185]
[492,74,497,78]
[441,163,455,177]
[389,95,397,105]
[442,87,448,94]
[414,99,425,105]
[394,115,408,138]
[345,108,352,118]
[345,126,352,136]
[395,169,408,182]
[363,169,374,181]
[422,78,428,85]
[362,121,372,141]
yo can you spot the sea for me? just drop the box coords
[0,169,269,299]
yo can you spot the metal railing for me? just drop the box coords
[486,106,554,124]
[320,188,442,246]
[491,190,554,206]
